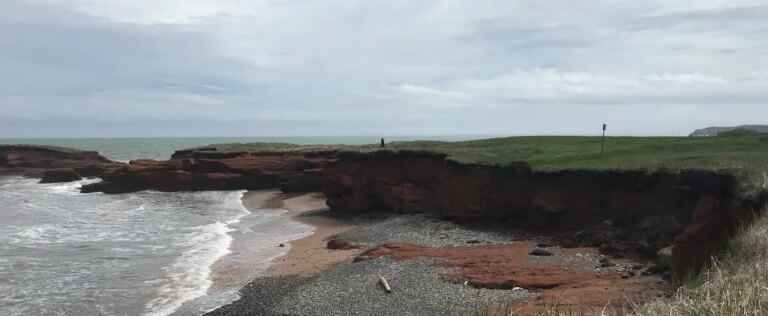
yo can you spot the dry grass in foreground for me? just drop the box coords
[473,215,768,316]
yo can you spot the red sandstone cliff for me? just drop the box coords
[321,150,767,278]
[63,145,768,278]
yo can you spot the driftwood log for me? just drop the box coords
[378,275,392,293]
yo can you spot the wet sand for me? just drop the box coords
[209,190,293,291]
[210,190,359,292]
[262,192,365,277]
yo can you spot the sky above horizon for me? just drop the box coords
[2,0,767,137]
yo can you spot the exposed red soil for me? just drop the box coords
[356,242,668,315]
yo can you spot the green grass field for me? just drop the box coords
[202,135,768,173]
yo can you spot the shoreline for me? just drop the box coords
[255,192,364,277]
[200,190,360,315]
[206,200,669,316]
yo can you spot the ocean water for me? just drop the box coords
[0,136,488,316]
[0,136,490,162]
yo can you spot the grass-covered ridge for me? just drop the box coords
[194,135,768,173]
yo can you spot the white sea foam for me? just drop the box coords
[44,178,101,195]
[144,191,249,316]
[14,224,56,243]
[145,222,233,316]
[11,223,120,244]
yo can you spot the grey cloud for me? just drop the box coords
[1,0,767,137]
[0,1,249,98]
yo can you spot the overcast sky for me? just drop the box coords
[2,0,767,137]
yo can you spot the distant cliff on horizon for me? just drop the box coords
[690,125,768,137]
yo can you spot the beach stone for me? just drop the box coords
[598,257,613,268]
[529,248,553,256]
[656,246,673,269]
[326,239,359,250]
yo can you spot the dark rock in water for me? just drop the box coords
[529,248,553,256]
[40,169,82,183]
[74,165,112,178]
[0,145,123,179]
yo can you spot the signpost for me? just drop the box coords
[601,124,607,155]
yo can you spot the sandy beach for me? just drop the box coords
[256,192,365,277]
[209,190,356,292]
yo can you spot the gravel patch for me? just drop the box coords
[205,275,312,316]
[207,214,534,316]
[336,214,519,247]
[208,258,529,316]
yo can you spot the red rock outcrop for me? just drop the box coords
[355,242,667,315]
[0,145,124,181]
[81,152,337,194]
[323,150,768,278]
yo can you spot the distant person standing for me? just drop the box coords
[380,138,385,148]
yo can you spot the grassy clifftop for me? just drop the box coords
[193,136,768,315]
[194,135,768,173]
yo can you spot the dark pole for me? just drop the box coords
[601,124,607,155]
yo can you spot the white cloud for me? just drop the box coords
[1,0,768,137]
[398,84,468,99]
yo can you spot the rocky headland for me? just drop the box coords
[0,145,125,182]
[690,124,768,137]
[80,150,336,194]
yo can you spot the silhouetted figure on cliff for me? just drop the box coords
[380,138,385,148]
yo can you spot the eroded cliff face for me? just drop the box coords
[81,152,337,194]
[322,150,767,278]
